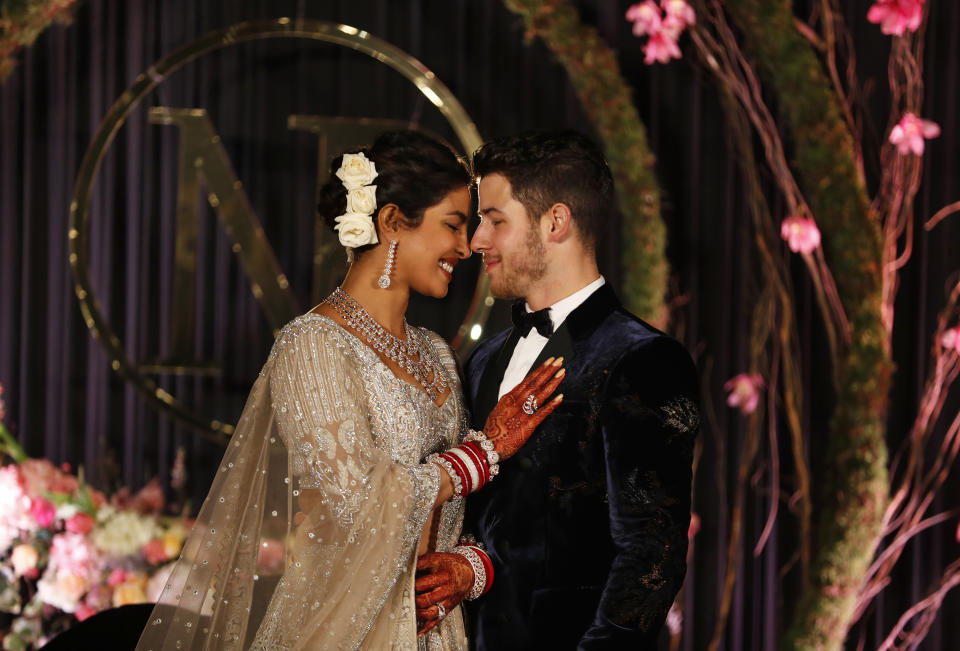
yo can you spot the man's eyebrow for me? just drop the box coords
[478,207,503,216]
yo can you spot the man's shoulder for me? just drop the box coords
[594,308,686,358]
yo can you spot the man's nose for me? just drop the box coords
[471,222,490,253]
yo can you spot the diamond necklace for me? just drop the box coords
[327,287,449,401]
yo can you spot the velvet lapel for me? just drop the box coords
[471,328,522,429]
[471,284,621,428]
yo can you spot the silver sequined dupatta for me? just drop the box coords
[137,315,468,650]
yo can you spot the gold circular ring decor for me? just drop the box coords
[68,18,492,442]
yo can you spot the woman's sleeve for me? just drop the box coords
[251,322,441,648]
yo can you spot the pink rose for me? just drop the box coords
[10,543,39,578]
[20,458,78,496]
[142,538,169,565]
[724,373,765,415]
[867,0,924,36]
[49,532,99,581]
[131,478,165,514]
[75,602,97,622]
[107,568,127,588]
[65,512,95,535]
[780,216,822,254]
[29,497,56,528]
[889,112,940,156]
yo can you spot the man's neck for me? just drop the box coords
[524,256,601,311]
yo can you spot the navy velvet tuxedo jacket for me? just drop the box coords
[462,284,699,650]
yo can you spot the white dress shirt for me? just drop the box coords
[497,276,606,399]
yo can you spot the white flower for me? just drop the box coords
[55,503,80,520]
[90,510,161,557]
[345,185,378,215]
[334,213,379,248]
[335,153,378,190]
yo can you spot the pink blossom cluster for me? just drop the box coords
[942,326,960,354]
[867,0,924,36]
[780,216,822,255]
[625,0,696,65]
[0,456,194,647]
[889,112,940,156]
[725,373,765,415]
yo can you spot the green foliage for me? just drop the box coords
[723,1,892,649]
[502,0,669,325]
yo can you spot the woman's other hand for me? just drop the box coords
[415,552,474,636]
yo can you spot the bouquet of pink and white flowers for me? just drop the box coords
[0,384,191,650]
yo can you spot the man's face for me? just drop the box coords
[471,173,546,300]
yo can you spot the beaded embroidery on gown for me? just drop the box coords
[137,314,469,650]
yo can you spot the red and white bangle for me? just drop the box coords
[429,430,502,497]
[464,429,500,478]
[453,544,494,599]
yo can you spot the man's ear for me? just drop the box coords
[376,203,405,236]
[543,202,574,243]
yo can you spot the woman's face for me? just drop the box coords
[395,186,471,298]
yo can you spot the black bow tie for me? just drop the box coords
[511,302,554,338]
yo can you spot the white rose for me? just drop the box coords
[335,213,379,248]
[335,153,378,190]
[345,185,378,215]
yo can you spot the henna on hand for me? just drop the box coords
[483,357,565,460]
[415,552,475,636]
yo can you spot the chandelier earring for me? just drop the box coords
[378,239,398,289]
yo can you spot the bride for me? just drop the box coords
[136,131,564,650]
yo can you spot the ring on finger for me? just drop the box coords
[437,602,446,620]
[522,394,539,415]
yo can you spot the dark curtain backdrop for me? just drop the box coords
[0,1,958,648]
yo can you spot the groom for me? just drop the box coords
[417,131,699,648]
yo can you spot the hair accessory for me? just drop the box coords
[379,240,397,289]
[333,152,379,250]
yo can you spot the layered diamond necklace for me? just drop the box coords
[327,287,449,401]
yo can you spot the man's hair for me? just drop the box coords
[472,130,614,250]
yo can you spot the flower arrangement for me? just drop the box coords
[0,386,190,650]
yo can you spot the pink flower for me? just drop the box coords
[107,568,127,588]
[780,216,822,254]
[941,326,960,353]
[74,602,97,622]
[20,458,78,496]
[867,0,924,36]
[10,543,39,578]
[724,373,765,415]
[49,532,99,581]
[644,31,683,64]
[626,1,662,36]
[131,478,165,514]
[65,512,95,535]
[662,0,696,27]
[29,497,56,528]
[142,538,169,565]
[889,112,940,155]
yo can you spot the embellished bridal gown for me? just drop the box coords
[137,314,470,650]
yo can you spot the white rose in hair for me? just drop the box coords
[346,185,378,215]
[336,153,378,190]
[335,213,379,248]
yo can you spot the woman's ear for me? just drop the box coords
[376,203,405,236]
[543,202,573,243]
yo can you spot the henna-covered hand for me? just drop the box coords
[415,552,474,636]
[483,357,565,461]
